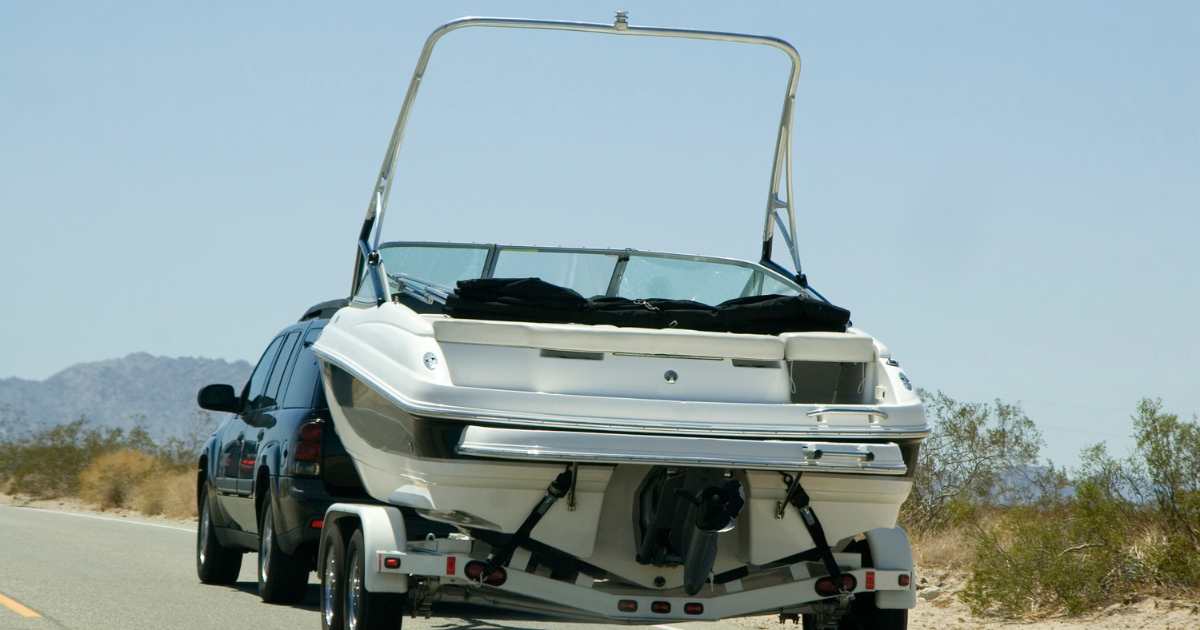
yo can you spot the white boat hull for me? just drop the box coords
[314,303,924,589]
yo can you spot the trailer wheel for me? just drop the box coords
[196,485,242,585]
[321,520,348,630]
[345,528,405,630]
[837,593,907,630]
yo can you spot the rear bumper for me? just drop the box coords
[277,477,454,555]
[275,476,336,554]
[386,546,914,622]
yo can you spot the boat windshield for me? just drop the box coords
[373,242,802,305]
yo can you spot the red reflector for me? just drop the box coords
[865,570,875,590]
[446,556,456,576]
[684,602,704,615]
[651,601,671,614]
[815,574,857,597]
[898,573,911,587]
[464,561,507,586]
[383,557,401,569]
[309,518,324,529]
[617,600,638,613]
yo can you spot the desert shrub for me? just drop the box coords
[961,505,1121,616]
[78,449,160,509]
[903,390,1044,532]
[961,399,1200,617]
[0,415,213,501]
[132,469,196,517]
[0,419,131,498]
[1132,399,1200,551]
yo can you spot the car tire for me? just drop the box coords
[837,593,908,630]
[196,484,242,585]
[258,498,310,603]
[321,520,347,630]
[345,528,405,630]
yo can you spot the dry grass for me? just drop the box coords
[912,524,977,571]
[77,449,196,517]
[78,449,159,509]
[131,469,196,518]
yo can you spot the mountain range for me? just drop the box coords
[0,353,251,440]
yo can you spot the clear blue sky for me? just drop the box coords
[2,2,1196,465]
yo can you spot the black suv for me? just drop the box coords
[193,300,368,602]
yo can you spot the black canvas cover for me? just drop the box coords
[443,277,851,335]
[443,278,588,324]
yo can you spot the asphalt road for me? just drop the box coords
[0,505,731,630]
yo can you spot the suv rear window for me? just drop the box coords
[283,326,325,409]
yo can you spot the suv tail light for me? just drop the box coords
[291,420,323,476]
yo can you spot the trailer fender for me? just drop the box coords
[321,503,410,594]
[865,527,916,609]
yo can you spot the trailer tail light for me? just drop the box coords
[651,601,671,614]
[898,573,911,587]
[309,518,324,529]
[464,561,507,586]
[815,574,857,597]
[617,600,638,613]
[292,420,323,476]
[684,602,704,615]
[445,556,456,576]
[383,557,401,569]
[865,570,875,590]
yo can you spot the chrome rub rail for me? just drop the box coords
[456,426,908,475]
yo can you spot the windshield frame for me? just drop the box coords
[374,240,807,301]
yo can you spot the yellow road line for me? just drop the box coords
[0,591,41,619]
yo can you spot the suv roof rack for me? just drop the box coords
[300,299,349,322]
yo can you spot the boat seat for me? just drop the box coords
[780,331,877,363]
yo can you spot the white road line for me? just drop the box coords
[654,625,687,630]
[5,505,195,533]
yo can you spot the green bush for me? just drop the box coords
[961,399,1200,617]
[962,506,1116,616]
[903,390,1044,532]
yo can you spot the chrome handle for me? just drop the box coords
[806,407,889,420]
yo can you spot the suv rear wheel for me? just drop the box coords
[258,498,311,603]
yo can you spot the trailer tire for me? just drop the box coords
[838,593,907,630]
[321,520,348,630]
[196,486,242,585]
[258,499,310,604]
[345,528,405,630]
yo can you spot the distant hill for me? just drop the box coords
[0,353,251,440]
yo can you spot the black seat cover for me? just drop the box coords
[444,278,851,335]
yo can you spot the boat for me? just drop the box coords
[312,12,928,627]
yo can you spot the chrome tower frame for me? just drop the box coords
[352,12,806,297]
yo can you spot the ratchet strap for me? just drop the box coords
[488,467,573,568]
[781,473,844,586]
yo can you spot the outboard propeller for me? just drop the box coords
[680,479,745,595]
